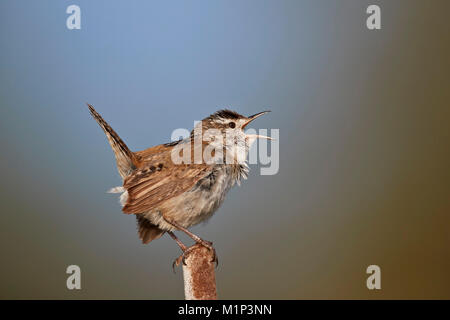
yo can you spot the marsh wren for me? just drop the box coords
[87,104,270,266]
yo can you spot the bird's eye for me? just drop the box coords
[228,122,236,128]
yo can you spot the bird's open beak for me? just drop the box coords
[246,133,273,140]
[242,111,273,140]
[242,111,271,130]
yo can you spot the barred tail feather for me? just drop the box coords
[87,104,136,179]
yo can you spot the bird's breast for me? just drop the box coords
[160,165,241,228]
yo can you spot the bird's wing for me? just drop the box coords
[122,161,212,214]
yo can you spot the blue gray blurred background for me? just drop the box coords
[1,0,449,299]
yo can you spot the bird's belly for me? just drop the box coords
[146,169,235,230]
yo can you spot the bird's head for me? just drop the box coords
[190,109,271,164]
[201,109,271,142]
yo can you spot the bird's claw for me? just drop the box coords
[172,255,185,273]
[196,240,218,267]
[171,241,218,272]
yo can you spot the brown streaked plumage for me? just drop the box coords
[87,103,270,265]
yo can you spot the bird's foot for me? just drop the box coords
[172,241,218,272]
[172,254,184,272]
[197,240,218,266]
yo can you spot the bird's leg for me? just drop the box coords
[164,217,212,246]
[167,231,188,271]
[163,216,218,266]
[167,231,187,251]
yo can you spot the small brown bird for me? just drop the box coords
[87,104,270,265]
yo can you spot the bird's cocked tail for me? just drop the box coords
[87,104,136,179]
